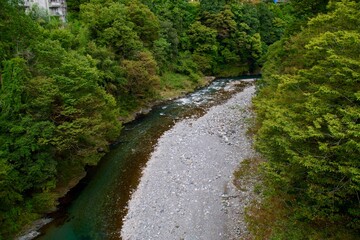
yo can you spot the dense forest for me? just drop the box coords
[253,0,360,239]
[1,0,359,239]
[0,0,289,238]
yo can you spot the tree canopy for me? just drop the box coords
[253,1,360,238]
[0,0,291,238]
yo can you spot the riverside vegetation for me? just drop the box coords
[1,0,358,239]
[251,0,360,239]
[0,0,289,238]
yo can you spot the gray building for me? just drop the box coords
[24,0,66,22]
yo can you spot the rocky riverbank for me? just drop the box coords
[16,76,217,240]
[122,84,257,239]
[121,76,216,123]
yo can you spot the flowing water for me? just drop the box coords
[35,76,257,240]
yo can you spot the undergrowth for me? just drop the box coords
[243,160,360,240]
[159,72,204,99]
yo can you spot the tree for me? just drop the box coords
[200,0,227,13]
[254,1,360,237]
[80,1,143,58]
[231,2,260,35]
[0,39,122,239]
[0,0,292,238]
[0,0,38,62]
[122,51,160,99]
[290,0,329,18]
[187,21,218,73]
[202,6,237,40]
[126,1,160,47]
[0,58,57,237]
[152,37,172,71]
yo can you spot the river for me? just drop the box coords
[34,76,257,240]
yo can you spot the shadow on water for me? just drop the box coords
[35,76,257,240]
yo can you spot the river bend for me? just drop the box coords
[122,85,256,239]
[35,77,257,240]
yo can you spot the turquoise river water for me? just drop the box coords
[35,76,256,240]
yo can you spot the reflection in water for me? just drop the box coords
[36,77,257,240]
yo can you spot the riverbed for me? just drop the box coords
[34,77,257,240]
[122,85,257,240]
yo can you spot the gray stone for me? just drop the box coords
[122,86,257,240]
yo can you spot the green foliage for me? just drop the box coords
[0,0,39,62]
[126,1,160,47]
[200,0,227,13]
[290,0,329,19]
[0,4,120,238]
[152,37,172,71]
[0,58,57,237]
[284,0,330,34]
[80,1,143,58]
[122,51,160,99]
[187,21,218,73]
[174,51,199,77]
[142,0,199,33]
[0,0,290,238]
[257,2,285,45]
[65,0,90,18]
[159,71,202,99]
[253,1,360,238]
[202,6,237,39]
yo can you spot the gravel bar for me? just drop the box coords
[121,85,257,240]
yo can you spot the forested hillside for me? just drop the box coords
[253,0,360,239]
[0,0,289,238]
